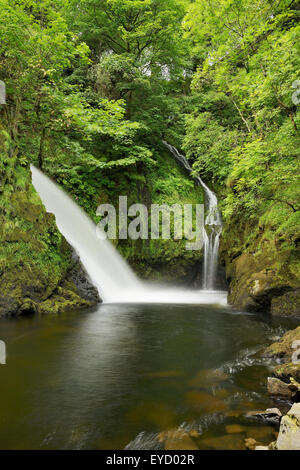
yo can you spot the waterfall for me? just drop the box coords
[163,141,222,290]
[31,166,140,303]
[31,165,226,305]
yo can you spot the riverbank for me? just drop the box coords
[245,326,300,450]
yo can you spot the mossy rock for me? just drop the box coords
[263,326,300,361]
[274,363,300,384]
[271,290,300,317]
[221,219,300,313]
[262,327,300,389]
[0,160,100,318]
[37,286,94,315]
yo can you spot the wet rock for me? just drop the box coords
[276,403,300,450]
[158,429,199,450]
[225,424,246,434]
[263,326,300,361]
[127,402,177,430]
[188,368,229,388]
[199,434,245,450]
[262,327,300,395]
[250,404,300,450]
[36,253,101,315]
[267,377,294,399]
[185,390,226,413]
[274,362,300,384]
[245,408,282,426]
[37,285,96,315]
[245,425,278,442]
[245,438,260,450]
[67,252,100,304]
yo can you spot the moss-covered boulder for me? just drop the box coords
[262,327,300,394]
[220,217,300,314]
[252,404,300,450]
[274,363,300,384]
[263,326,300,360]
[275,404,300,450]
[0,155,100,318]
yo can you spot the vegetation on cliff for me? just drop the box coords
[183,0,300,311]
[0,131,99,316]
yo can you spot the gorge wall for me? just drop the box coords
[220,218,300,316]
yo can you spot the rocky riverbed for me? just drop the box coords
[247,326,300,450]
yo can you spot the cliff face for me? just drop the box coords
[220,218,300,315]
[0,158,100,318]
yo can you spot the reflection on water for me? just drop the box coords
[0,304,297,450]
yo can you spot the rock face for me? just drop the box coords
[262,327,300,400]
[220,221,300,314]
[271,289,300,316]
[36,253,101,315]
[0,161,101,318]
[276,404,300,450]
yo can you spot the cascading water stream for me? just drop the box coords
[162,141,222,290]
[31,166,140,303]
[31,165,226,305]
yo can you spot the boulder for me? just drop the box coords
[263,326,300,361]
[245,438,260,450]
[274,362,300,384]
[267,377,294,399]
[158,429,199,450]
[245,408,282,426]
[199,434,245,450]
[276,404,300,450]
[262,327,300,394]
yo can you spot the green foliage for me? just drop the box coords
[1,0,299,286]
[182,0,300,268]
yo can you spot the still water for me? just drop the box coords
[0,303,297,450]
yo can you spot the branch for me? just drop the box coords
[231,98,252,133]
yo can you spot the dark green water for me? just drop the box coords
[0,303,297,450]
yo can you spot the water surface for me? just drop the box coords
[0,304,297,450]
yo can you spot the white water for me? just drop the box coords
[162,142,222,290]
[31,165,226,305]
